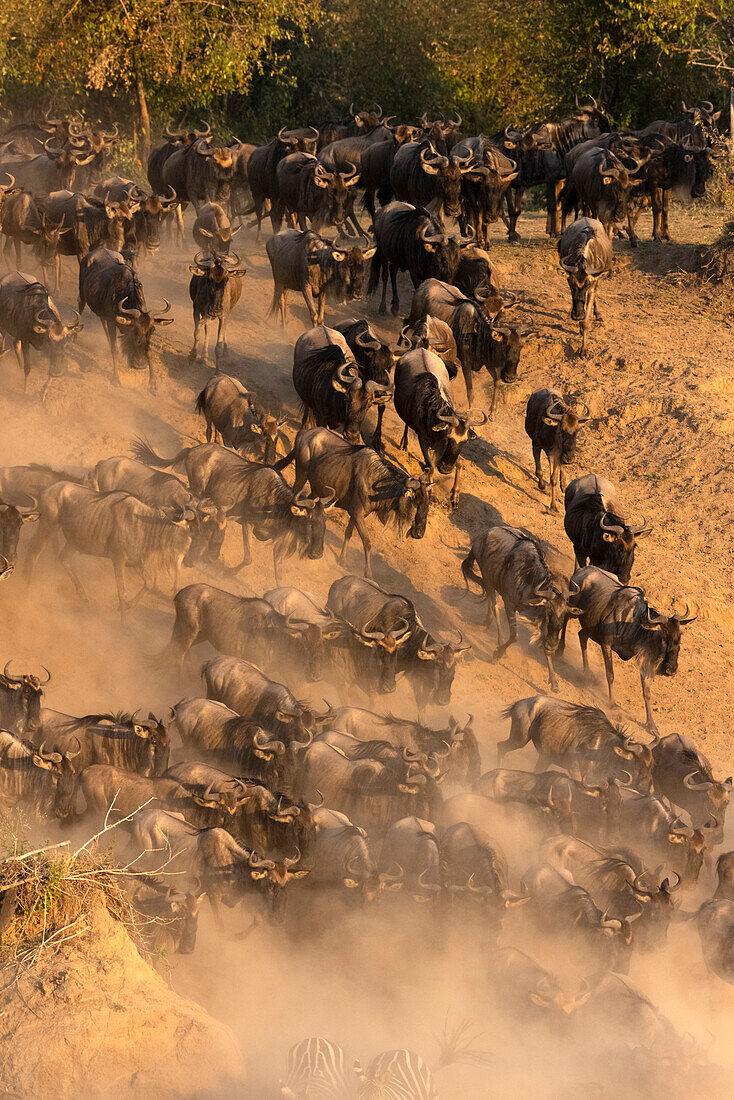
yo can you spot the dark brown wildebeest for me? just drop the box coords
[451,136,519,247]
[462,525,580,691]
[172,696,289,788]
[0,661,50,735]
[369,201,473,316]
[408,278,527,413]
[498,694,655,790]
[652,731,731,839]
[394,346,485,504]
[131,437,333,582]
[194,375,286,464]
[94,175,177,254]
[36,709,169,776]
[0,728,78,820]
[266,228,375,328]
[292,325,391,445]
[389,140,475,225]
[714,852,734,901]
[246,126,319,237]
[561,145,645,237]
[566,565,696,733]
[187,250,246,366]
[557,217,612,354]
[524,389,590,512]
[479,768,618,840]
[488,946,587,1019]
[361,124,421,221]
[564,474,651,584]
[613,785,711,884]
[398,314,458,375]
[0,190,69,290]
[275,426,431,578]
[24,482,210,612]
[0,488,37,568]
[77,247,172,393]
[276,152,361,233]
[333,317,396,451]
[0,270,81,394]
[192,201,240,255]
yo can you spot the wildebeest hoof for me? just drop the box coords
[378,305,387,317]
[508,232,520,242]
[111,374,121,388]
[149,382,158,396]
[549,681,560,694]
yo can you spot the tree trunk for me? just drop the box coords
[136,72,151,165]
[729,85,734,151]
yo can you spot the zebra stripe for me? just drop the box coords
[356,1049,437,1100]
[281,1037,351,1099]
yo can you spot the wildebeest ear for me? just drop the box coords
[565,605,585,617]
[290,504,308,516]
[331,250,346,261]
[115,315,133,326]
[189,265,206,276]
[289,868,311,879]
[32,753,54,770]
[154,316,175,326]
[133,724,150,739]
[250,422,263,433]
[362,246,376,259]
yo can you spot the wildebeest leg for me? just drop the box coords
[372,405,385,452]
[317,290,327,325]
[399,423,410,450]
[495,600,517,658]
[601,643,615,703]
[557,616,569,656]
[389,264,400,316]
[578,629,590,673]
[2,236,13,270]
[59,542,90,604]
[189,309,202,362]
[544,648,560,693]
[272,544,283,585]
[338,518,355,565]
[651,188,664,241]
[505,187,522,241]
[485,588,502,647]
[302,286,318,327]
[215,313,226,366]
[103,321,121,387]
[461,361,474,407]
[378,261,389,316]
[450,458,462,507]
[640,671,658,733]
[356,514,373,577]
[175,205,185,243]
[661,192,671,241]
[231,521,252,571]
[19,342,32,392]
[488,377,499,419]
[548,457,561,513]
[532,441,545,491]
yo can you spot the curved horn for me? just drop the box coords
[248,850,275,870]
[155,298,172,319]
[38,666,51,685]
[674,604,697,625]
[252,729,286,755]
[379,862,403,884]
[2,660,22,684]
[283,847,302,868]
[417,867,441,893]
[683,770,713,791]
[599,512,625,537]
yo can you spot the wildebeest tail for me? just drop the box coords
[272,447,295,471]
[461,547,484,592]
[367,249,382,298]
[376,177,393,208]
[194,386,208,417]
[130,436,190,471]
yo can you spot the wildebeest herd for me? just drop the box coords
[0,97,731,1098]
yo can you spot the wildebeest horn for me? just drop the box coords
[379,862,403,884]
[0,173,15,191]
[661,872,682,893]
[674,604,697,625]
[361,625,387,641]
[464,410,488,427]
[354,327,376,349]
[417,867,441,893]
[402,746,427,764]
[66,736,82,761]
[315,486,337,508]
[252,729,285,755]
[340,162,360,185]
[451,149,474,168]
[193,122,211,138]
[599,512,624,536]
[436,408,459,426]
[155,299,172,319]
[283,847,302,868]
[335,361,359,386]
[118,297,141,318]
[2,660,22,684]
[248,851,275,870]
[293,485,316,510]
[38,666,51,685]
[418,223,446,245]
[629,872,657,898]
[683,770,713,791]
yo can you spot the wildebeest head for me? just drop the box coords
[189,251,247,296]
[247,848,310,924]
[683,768,733,821]
[43,137,96,189]
[685,140,717,199]
[135,188,177,252]
[330,238,377,302]
[0,660,50,733]
[352,326,395,385]
[135,886,199,955]
[245,397,286,465]
[277,125,319,153]
[331,360,392,444]
[641,603,696,676]
[32,307,83,372]
[430,405,486,473]
[163,501,217,568]
[625,869,681,947]
[345,852,403,903]
[29,211,70,270]
[542,397,590,466]
[593,510,651,584]
[529,582,582,654]
[443,714,481,783]
[313,161,360,230]
[413,629,471,706]
[0,490,37,566]
[419,142,474,218]
[572,95,611,139]
[560,255,607,324]
[666,815,712,882]
[354,615,413,694]
[114,296,173,370]
[403,473,432,539]
[351,104,387,132]
[416,221,472,283]
[289,485,336,560]
[33,739,79,819]
[486,297,527,383]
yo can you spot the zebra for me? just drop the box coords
[354,1049,437,1099]
[281,1037,353,1098]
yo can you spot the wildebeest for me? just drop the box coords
[521,861,635,972]
[165,583,325,681]
[94,176,177,254]
[478,768,617,839]
[326,572,415,695]
[498,695,654,790]
[557,217,613,354]
[399,314,458,374]
[540,834,679,948]
[192,201,240,255]
[161,135,236,211]
[525,389,590,512]
[79,763,189,822]
[0,662,49,735]
[360,124,421,219]
[408,278,527,412]
[564,474,650,583]
[128,807,309,923]
[0,729,78,819]
[462,526,580,691]
[188,250,246,366]
[0,271,81,393]
[295,740,439,833]
[715,852,734,901]
[441,821,525,914]
[573,970,683,1054]
[324,707,480,786]
[131,437,332,581]
[566,565,696,732]
[613,785,710,883]
[0,142,95,197]
[394,346,485,504]
[452,136,519,247]
[194,375,285,464]
[164,760,259,830]
[38,190,136,270]
[695,900,734,983]
[0,190,69,289]
[25,482,209,611]
[652,731,731,836]
[333,317,396,450]
[77,247,173,393]
[369,201,472,316]
[246,126,319,237]
[488,946,586,1019]
[172,696,287,786]
[379,815,440,901]
[390,140,474,223]
[266,228,375,327]
[562,145,644,238]
[36,709,169,776]
[275,426,431,577]
[292,325,391,445]
[454,244,500,298]
[202,655,322,749]
[276,152,361,233]
[130,880,199,957]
